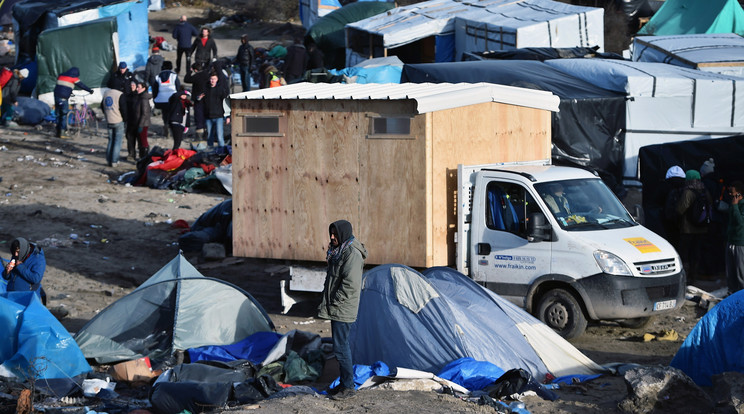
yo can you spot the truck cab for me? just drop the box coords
[457,163,685,339]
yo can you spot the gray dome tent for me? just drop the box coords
[74,253,275,364]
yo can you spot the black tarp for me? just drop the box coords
[466,47,626,62]
[402,60,628,192]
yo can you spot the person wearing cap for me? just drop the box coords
[144,46,165,88]
[661,165,687,247]
[152,60,181,139]
[54,67,93,139]
[0,68,28,125]
[318,220,367,400]
[1,237,45,301]
[166,86,192,150]
[107,61,133,92]
[172,15,198,74]
[674,169,712,282]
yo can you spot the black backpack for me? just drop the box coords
[687,189,711,225]
[664,187,684,221]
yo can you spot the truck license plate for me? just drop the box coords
[653,299,676,311]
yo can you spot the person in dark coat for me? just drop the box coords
[133,81,152,158]
[675,169,712,283]
[201,71,230,147]
[144,47,165,88]
[107,62,134,92]
[235,34,254,92]
[307,40,324,71]
[282,37,308,83]
[166,86,192,150]
[53,67,93,138]
[184,62,210,138]
[124,80,141,160]
[190,27,218,68]
[2,237,45,301]
[317,220,367,400]
[172,15,198,73]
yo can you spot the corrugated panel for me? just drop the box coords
[230,82,559,113]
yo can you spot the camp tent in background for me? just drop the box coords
[350,264,607,379]
[0,292,91,381]
[299,0,391,29]
[306,1,395,70]
[637,0,744,36]
[633,34,744,78]
[345,0,603,67]
[544,58,744,185]
[670,289,744,386]
[74,253,275,365]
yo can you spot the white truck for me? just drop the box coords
[455,162,685,338]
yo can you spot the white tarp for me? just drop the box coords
[454,0,604,58]
[633,34,744,78]
[545,59,744,180]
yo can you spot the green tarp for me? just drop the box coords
[307,1,395,69]
[638,0,744,35]
[36,18,116,95]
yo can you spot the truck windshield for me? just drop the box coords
[535,178,637,231]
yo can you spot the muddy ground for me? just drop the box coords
[0,2,730,413]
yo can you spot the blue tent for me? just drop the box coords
[0,292,91,380]
[670,289,744,386]
[349,264,605,379]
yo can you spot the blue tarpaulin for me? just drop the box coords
[0,292,91,380]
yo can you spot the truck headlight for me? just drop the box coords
[593,250,632,276]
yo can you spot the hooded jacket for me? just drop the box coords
[54,67,93,100]
[190,34,217,64]
[318,220,368,323]
[2,238,45,296]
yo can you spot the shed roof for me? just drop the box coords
[634,34,744,66]
[229,82,560,113]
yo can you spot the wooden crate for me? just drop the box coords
[231,97,551,267]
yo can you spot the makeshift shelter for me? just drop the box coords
[74,253,275,365]
[637,0,744,36]
[300,0,390,29]
[345,0,603,66]
[350,264,606,378]
[401,60,627,190]
[306,1,395,69]
[633,34,744,77]
[1,292,91,380]
[544,58,744,184]
[229,82,558,267]
[670,289,744,386]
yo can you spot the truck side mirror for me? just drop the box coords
[528,212,551,242]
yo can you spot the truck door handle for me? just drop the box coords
[477,243,491,256]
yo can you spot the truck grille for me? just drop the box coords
[633,258,677,276]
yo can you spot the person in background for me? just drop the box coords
[172,15,198,74]
[152,60,180,139]
[283,36,308,83]
[0,68,28,125]
[235,34,254,92]
[54,67,93,139]
[166,86,192,150]
[184,62,209,140]
[307,40,325,71]
[144,46,165,88]
[133,81,151,158]
[699,158,725,278]
[726,181,744,295]
[190,26,218,68]
[201,71,230,147]
[543,183,570,215]
[318,220,367,400]
[1,237,45,302]
[675,169,712,283]
[107,62,133,92]
[102,85,128,167]
[124,80,141,161]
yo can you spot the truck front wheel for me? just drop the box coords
[536,289,587,339]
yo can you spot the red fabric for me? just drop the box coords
[0,68,12,88]
[201,164,215,174]
[171,219,190,229]
[148,148,197,171]
[58,75,80,84]
[201,37,207,47]
[152,36,165,48]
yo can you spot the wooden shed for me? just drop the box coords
[230,82,558,268]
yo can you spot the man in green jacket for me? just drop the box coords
[318,220,367,400]
[726,181,744,294]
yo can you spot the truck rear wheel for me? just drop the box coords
[536,289,587,339]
